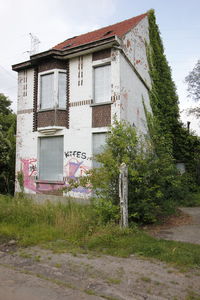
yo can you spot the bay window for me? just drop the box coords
[39,70,66,110]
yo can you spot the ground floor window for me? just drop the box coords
[92,132,107,168]
[39,136,63,181]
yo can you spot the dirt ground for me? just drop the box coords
[0,207,199,300]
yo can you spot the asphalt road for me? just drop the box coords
[0,265,102,300]
[155,207,200,244]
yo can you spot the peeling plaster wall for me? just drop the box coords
[122,16,151,88]
[16,69,38,193]
[120,53,151,135]
[110,48,121,122]
[17,69,34,111]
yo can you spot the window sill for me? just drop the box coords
[37,126,64,135]
[38,108,67,112]
[36,180,65,185]
[90,101,112,107]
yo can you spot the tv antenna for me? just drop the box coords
[29,33,40,56]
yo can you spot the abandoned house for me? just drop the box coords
[12,12,152,199]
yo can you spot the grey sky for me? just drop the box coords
[0,0,199,132]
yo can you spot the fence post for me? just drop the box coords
[119,163,128,227]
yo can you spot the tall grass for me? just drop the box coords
[0,195,200,268]
[0,195,97,246]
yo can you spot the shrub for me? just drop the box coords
[83,119,188,224]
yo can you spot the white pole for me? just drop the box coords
[119,163,128,227]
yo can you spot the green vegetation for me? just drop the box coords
[0,195,200,269]
[75,119,189,224]
[0,93,16,195]
[148,10,200,185]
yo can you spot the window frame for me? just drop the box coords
[38,69,67,111]
[93,63,111,104]
[38,135,64,182]
[92,132,108,168]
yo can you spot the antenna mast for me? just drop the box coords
[29,33,40,56]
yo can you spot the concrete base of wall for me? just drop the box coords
[15,192,91,205]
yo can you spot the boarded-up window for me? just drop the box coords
[40,71,66,110]
[40,73,54,109]
[39,136,63,181]
[92,132,107,168]
[94,65,111,103]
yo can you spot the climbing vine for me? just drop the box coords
[147,10,200,180]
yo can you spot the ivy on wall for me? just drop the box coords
[147,10,200,174]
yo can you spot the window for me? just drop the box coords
[39,136,63,181]
[94,65,111,103]
[40,70,66,110]
[92,132,107,167]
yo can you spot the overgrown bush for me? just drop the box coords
[79,119,189,224]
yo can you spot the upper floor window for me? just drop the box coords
[39,70,66,110]
[94,64,111,103]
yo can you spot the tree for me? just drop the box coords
[185,60,200,118]
[0,93,16,194]
[185,60,200,102]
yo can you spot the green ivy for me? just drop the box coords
[147,10,200,181]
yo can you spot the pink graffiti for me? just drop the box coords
[21,158,64,194]
[21,157,91,195]
[64,158,91,194]
[21,158,37,192]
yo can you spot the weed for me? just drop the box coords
[106,277,121,285]
[186,291,200,300]
[54,263,62,268]
[140,276,151,283]
[84,289,96,296]
[170,280,179,285]
[34,255,41,262]
[19,251,32,259]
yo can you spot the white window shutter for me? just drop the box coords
[58,72,66,108]
[94,65,111,103]
[40,73,54,109]
[92,133,107,168]
[39,136,63,181]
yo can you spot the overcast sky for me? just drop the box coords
[0,0,199,133]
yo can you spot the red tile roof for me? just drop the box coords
[53,13,147,51]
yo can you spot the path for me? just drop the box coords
[154,207,200,244]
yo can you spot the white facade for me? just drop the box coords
[14,15,152,199]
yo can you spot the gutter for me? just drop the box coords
[12,36,119,72]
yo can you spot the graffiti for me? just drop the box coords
[20,157,91,195]
[64,158,91,194]
[21,158,37,192]
[21,158,63,194]
[65,151,90,160]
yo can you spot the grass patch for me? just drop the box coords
[106,277,121,285]
[140,276,151,283]
[0,195,200,269]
